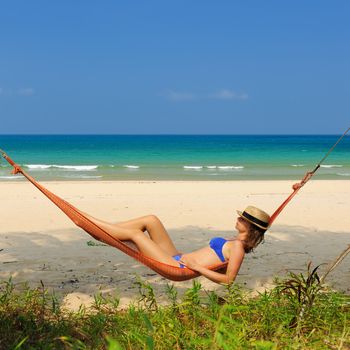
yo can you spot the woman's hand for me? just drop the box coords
[292,182,302,190]
[180,255,201,271]
[292,171,314,190]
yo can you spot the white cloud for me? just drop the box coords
[18,88,35,96]
[0,87,35,97]
[162,90,196,101]
[161,88,248,102]
[209,89,248,100]
[0,88,12,96]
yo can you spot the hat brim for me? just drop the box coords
[236,210,269,230]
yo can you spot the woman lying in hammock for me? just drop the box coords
[83,206,270,285]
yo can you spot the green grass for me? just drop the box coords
[0,267,349,350]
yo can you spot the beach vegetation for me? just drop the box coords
[0,268,349,350]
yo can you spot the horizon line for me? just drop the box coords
[0,133,348,136]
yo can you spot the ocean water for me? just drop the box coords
[0,135,349,181]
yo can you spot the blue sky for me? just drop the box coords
[0,1,349,134]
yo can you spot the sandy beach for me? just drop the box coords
[1,180,349,310]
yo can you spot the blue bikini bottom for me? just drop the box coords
[173,254,185,268]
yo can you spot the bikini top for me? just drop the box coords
[209,237,228,262]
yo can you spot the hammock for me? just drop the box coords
[1,130,348,281]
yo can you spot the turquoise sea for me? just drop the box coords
[0,135,349,181]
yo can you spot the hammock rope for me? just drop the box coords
[1,128,348,281]
[269,127,349,225]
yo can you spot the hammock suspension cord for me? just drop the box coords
[268,127,349,225]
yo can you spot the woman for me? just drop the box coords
[84,205,270,285]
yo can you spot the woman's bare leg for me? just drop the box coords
[79,214,180,266]
[114,215,179,255]
[80,212,179,256]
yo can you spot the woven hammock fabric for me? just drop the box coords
[2,153,233,281]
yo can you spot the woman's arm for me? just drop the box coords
[180,241,245,285]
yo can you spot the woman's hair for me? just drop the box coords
[242,222,266,253]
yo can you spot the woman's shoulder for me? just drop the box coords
[224,239,245,262]
[227,238,246,252]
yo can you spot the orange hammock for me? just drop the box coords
[0,151,311,281]
[1,129,348,281]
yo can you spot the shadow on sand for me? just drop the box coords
[1,223,349,309]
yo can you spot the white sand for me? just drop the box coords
[1,180,349,310]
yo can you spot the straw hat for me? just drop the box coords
[237,206,270,230]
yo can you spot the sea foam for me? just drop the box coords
[184,166,203,170]
[25,164,98,171]
[184,165,243,170]
[55,165,98,171]
[320,165,343,168]
[218,166,244,170]
[62,175,103,179]
[25,164,52,169]
[123,165,140,169]
[0,176,24,180]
